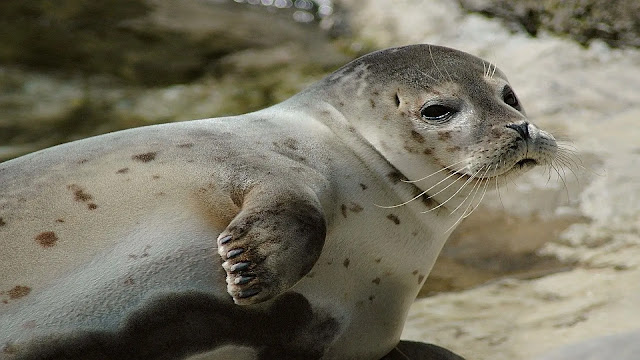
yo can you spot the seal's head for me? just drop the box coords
[315,44,557,212]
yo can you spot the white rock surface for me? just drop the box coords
[340,0,640,358]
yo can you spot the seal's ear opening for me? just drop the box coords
[395,93,401,108]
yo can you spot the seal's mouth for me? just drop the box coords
[445,157,540,181]
[515,158,538,168]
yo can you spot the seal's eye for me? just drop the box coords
[421,104,455,122]
[503,86,519,109]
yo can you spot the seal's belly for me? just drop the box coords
[0,184,433,360]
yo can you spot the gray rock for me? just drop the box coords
[533,330,640,360]
[457,0,640,48]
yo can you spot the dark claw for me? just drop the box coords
[238,288,260,298]
[227,248,244,259]
[218,234,232,245]
[234,275,255,285]
[230,262,250,272]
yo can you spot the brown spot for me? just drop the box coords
[491,128,502,138]
[87,203,98,210]
[1,300,7,304]
[418,274,425,284]
[132,152,157,163]
[423,148,433,155]
[35,231,58,247]
[438,131,452,140]
[375,258,382,263]
[23,320,36,329]
[2,343,18,354]
[359,183,368,190]
[0,217,5,227]
[77,159,89,164]
[8,285,31,299]
[152,175,161,180]
[68,184,93,202]
[283,138,299,150]
[386,214,400,225]
[369,98,376,108]
[116,168,129,174]
[343,258,350,268]
[421,195,437,209]
[371,277,381,285]
[387,171,406,184]
[368,295,375,301]
[403,144,419,154]
[56,219,65,223]
[177,143,194,148]
[447,146,461,152]
[410,130,425,143]
[339,102,345,107]
[340,204,348,218]
[372,89,380,95]
[412,270,419,275]
[124,277,135,285]
[348,203,363,213]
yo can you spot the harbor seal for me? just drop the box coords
[0,44,557,359]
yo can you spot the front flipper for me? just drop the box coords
[216,185,326,305]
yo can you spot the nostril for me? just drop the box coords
[506,122,530,140]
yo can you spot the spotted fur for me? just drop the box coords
[0,45,556,360]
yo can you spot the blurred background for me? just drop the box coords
[1,0,639,359]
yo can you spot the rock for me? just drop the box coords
[0,0,351,161]
[533,330,640,360]
[0,0,347,85]
[457,0,640,48]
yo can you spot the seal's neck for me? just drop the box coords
[291,83,476,217]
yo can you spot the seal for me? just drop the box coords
[0,44,557,359]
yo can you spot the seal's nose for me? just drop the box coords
[505,122,530,140]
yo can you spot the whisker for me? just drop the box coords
[464,166,495,218]
[446,168,488,233]
[413,64,438,82]
[420,170,485,213]
[424,164,491,214]
[449,166,486,214]
[550,162,570,201]
[402,158,468,183]
[554,156,581,185]
[429,45,447,82]
[376,167,466,209]
[495,163,505,210]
